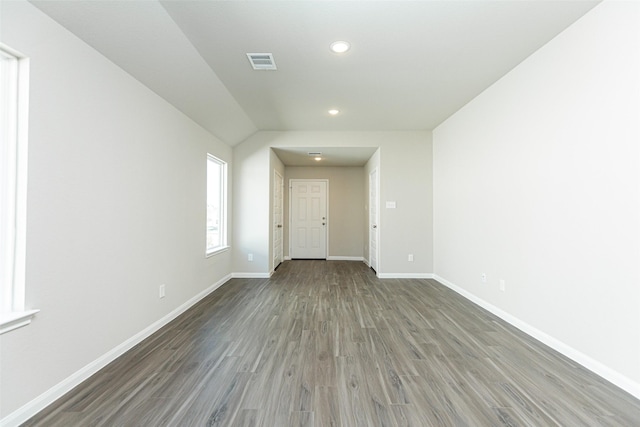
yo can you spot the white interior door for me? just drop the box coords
[369,169,379,273]
[290,180,327,259]
[273,170,284,270]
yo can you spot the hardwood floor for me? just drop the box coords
[24,260,640,426]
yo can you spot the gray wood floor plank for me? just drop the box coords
[23,260,640,426]
[231,409,258,427]
[313,386,341,427]
[288,411,313,427]
[336,355,375,427]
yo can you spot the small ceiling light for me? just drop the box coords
[330,41,350,54]
[328,109,339,115]
[314,157,322,161]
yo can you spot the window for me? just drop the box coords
[206,154,227,255]
[1,44,37,334]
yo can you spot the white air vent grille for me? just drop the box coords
[247,53,277,70]
[307,152,322,157]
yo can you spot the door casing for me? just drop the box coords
[369,168,379,273]
[273,170,284,270]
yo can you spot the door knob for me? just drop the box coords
[372,225,377,228]
[277,224,283,228]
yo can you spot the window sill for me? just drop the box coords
[206,246,230,258]
[0,309,40,335]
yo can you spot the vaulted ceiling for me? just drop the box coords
[31,0,600,147]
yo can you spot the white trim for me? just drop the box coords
[284,256,292,261]
[368,168,380,274]
[231,272,271,279]
[0,309,39,335]
[272,169,284,271]
[326,256,364,261]
[1,45,31,318]
[13,54,29,312]
[432,274,640,400]
[205,245,230,258]
[0,274,232,427]
[378,273,434,279]
[205,154,228,255]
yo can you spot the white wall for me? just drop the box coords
[0,1,233,421]
[377,139,433,277]
[231,135,270,275]
[233,131,433,277]
[433,0,640,396]
[284,167,365,259]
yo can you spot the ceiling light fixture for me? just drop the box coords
[314,157,322,161]
[330,41,350,54]
[328,109,339,115]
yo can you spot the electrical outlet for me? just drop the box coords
[159,284,166,299]
[481,273,487,283]
[408,254,414,262]
[248,253,253,262]
[500,279,506,292]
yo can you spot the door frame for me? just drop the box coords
[369,168,379,274]
[289,179,329,259]
[273,169,284,271]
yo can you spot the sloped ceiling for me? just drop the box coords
[31,0,600,148]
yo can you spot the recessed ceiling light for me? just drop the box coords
[330,41,350,54]
[328,109,339,115]
[314,157,322,161]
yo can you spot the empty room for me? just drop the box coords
[1,0,639,425]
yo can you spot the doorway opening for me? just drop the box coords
[289,179,328,259]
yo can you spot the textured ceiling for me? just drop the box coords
[31,0,600,148]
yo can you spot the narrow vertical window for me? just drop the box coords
[1,44,37,334]
[206,154,227,254]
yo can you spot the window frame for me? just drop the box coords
[0,43,37,334]
[205,154,228,256]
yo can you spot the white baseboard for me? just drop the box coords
[0,274,233,427]
[432,274,640,400]
[378,273,434,279]
[326,256,364,261]
[231,272,271,279]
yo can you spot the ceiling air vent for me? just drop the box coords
[307,152,322,157]
[247,53,277,70]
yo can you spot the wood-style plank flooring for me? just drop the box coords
[24,261,640,426]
